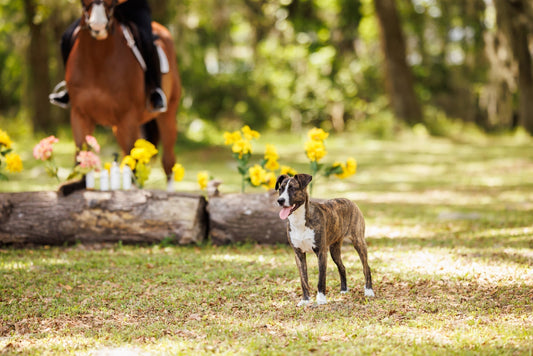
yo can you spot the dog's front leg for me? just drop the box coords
[316,249,328,305]
[294,250,311,306]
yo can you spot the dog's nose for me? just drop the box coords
[277,198,285,206]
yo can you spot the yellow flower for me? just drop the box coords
[5,152,23,173]
[263,171,276,190]
[241,125,260,140]
[333,158,357,179]
[104,162,112,172]
[249,164,267,187]
[307,127,329,142]
[131,139,158,163]
[224,130,242,145]
[121,155,136,170]
[0,129,12,148]
[264,158,279,171]
[130,148,152,164]
[280,165,297,176]
[232,139,252,158]
[264,144,279,162]
[305,139,327,162]
[172,163,185,182]
[197,171,209,190]
[134,138,158,153]
[345,158,357,175]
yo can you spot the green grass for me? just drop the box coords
[1,130,532,354]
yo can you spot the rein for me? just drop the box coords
[80,0,118,31]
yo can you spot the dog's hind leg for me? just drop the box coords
[294,250,311,306]
[330,241,348,293]
[354,243,374,297]
[351,226,375,297]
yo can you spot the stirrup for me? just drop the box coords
[149,88,168,113]
[49,81,69,109]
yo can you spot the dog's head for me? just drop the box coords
[275,173,312,220]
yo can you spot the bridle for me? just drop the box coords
[80,0,118,35]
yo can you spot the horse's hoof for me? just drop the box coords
[58,179,86,196]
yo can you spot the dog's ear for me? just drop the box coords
[275,174,289,191]
[294,174,312,189]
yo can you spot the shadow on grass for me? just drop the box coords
[1,242,532,355]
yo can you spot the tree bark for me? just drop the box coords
[494,0,533,134]
[208,191,289,245]
[0,190,207,245]
[22,0,52,133]
[373,0,423,125]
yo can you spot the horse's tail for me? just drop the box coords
[141,119,160,148]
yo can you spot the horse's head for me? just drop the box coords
[81,0,118,40]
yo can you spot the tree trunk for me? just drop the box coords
[494,0,533,134]
[0,190,207,245]
[23,0,52,133]
[373,0,423,125]
[208,192,289,245]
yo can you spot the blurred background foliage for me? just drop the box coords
[1,0,532,141]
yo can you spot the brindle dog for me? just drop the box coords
[276,173,374,306]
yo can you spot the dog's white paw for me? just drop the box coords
[298,299,311,307]
[340,288,349,294]
[316,292,327,305]
[364,288,375,297]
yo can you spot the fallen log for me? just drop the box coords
[0,190,207,245]
[207,191,288,245]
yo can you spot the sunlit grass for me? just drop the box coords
[1,130,532,354]
[1,241,531,355]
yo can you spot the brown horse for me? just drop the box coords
[64,0,180,191]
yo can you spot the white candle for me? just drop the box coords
[110,162,121,190]
[122,165,133,190]
[100,170,109,191]
[86,171,95,190]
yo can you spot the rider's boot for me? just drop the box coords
[49,81,70,109]
[149,87,167,113]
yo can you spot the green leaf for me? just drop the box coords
[0,148,12,156]
[66,170,82,181]
[324,165,343,177]
[238,165,248,175]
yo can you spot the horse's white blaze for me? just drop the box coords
[88,3,108,35]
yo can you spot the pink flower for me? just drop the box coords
[85,135,100,153]
[33,135,59,161]
[76,150,101,171]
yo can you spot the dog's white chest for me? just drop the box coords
[288,209,316,253]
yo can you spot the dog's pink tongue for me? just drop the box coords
[279,206,292,220]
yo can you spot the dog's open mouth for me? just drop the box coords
[279,205,295,220]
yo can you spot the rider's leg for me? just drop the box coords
[116,1,167,112]
[50,19,80,108]
[61,18,80,65]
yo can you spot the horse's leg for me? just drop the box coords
[71,110,95,150]
[155,110,177,191]
[59,110,95,196]
[113,119,141,157]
